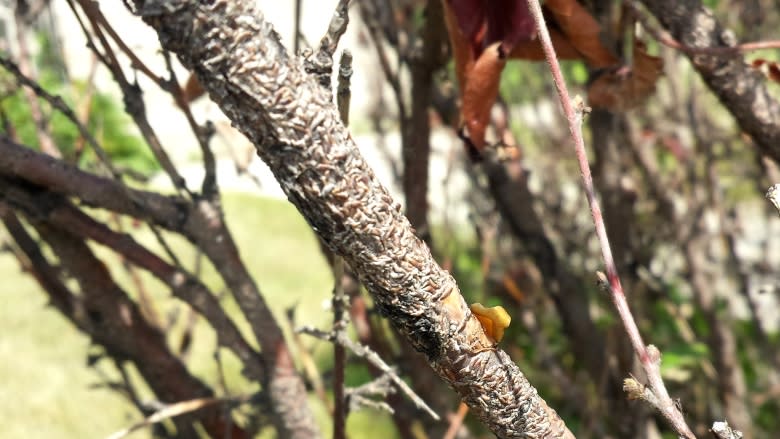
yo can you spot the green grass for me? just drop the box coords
[0,192,397,438]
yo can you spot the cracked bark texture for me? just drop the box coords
[129,0,572,436]
[640,0,780,162]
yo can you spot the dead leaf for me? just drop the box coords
[509,28,582,61]
[442,0,624,155]
[751,59,780,84]
[448,0,537,56]
[461,42,506,152]
[182,73,206,103]
[587,41,663,110]
[543,0,620,68]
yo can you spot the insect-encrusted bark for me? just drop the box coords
[132,0,573,437]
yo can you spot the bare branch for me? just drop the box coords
[0,56,121,178]
[0,136,318,438]
[106,394,254,439]
[0,180,266,384]
[526,0,695,436]
[639,0,780,163]
[128,0,573,435]
[298,326,439,421]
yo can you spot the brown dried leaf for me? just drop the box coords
[543,0,620,68]
[509,27,582,60]
[751,59,780,84]
[442,0,476,99]
[182,73,206,103]
[587,41,663,110]
[443,0,623,153]
[461,43,507,152]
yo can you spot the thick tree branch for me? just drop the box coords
[128,0,572,436]
[0,180,266,385]
[3,214,242,438]
[0,135,317,438]
[639,0,780,163]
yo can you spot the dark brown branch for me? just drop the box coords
[69,0,191,195]
[0,56,121,178]
[0,136,186,228]
[639,0,780,163]
[129,0,572,436]
[0,136,318,438]
[4,212,243,438]
[0,180,266,385]
[402,0,448,245]
[0,204,75,317]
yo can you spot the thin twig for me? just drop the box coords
[70,0,191,196]
[627,0,780,55]
[161,49,218,196]
[12,7,61,158]
[214,350,234,439]
[72,0,218,195]
[525,0,696,437]
[0,55,119,178]
[442,402,469,439]
[358,0,407,122]
[332,50,353,439]
[298,326,440,421]
[109,213,162,328]
[332,258,348,439]
[284,306,332,410]
[105,394,254,439]
[346,374,395,414]
[337,51,353,126]
[303,0,351,92]
[293,0,302,54]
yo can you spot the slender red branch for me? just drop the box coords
[525,0,696,437]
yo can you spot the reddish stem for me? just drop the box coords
[524,0,696,437]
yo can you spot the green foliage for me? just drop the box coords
[702,0,720,9]
[0,33,157,174]
[85,92,158,173]
[0,77,157,173]
[499,62,548,105]
[756,398,780,431]
[659,342,709,379]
